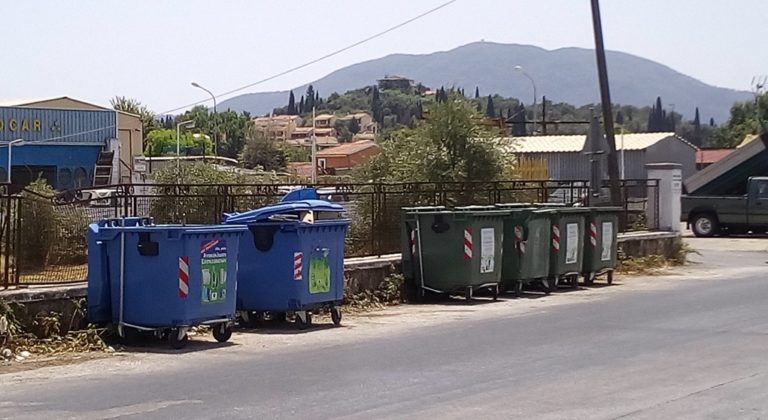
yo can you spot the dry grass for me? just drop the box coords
[18,264,87,284]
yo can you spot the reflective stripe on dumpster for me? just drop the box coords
[179,256,189,298]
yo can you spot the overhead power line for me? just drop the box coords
[160,0,458,115]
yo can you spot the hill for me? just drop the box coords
[219,42,751,122]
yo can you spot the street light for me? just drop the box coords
[176,120,195,178]
[7,139,24,184]
[514,65,538,135]
[191,81,219,156]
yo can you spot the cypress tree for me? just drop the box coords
[371,86,382,123]
[486,95,495,118]
[615,110,625,126]
[710,117,715,127]
[474,87,480,99]
[305,85,315,111]
[287,91,296,115]
[693,107,702,146]
[299,95,305,114]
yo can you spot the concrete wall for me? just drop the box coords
[645,137,697,180]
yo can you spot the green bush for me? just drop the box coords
[148,163,281,224]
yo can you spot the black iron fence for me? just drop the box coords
[0,179,658,288]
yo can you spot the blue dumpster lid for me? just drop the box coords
[222,200,345,224]
[281,187,318,202]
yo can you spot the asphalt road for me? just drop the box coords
[2,239,768,419]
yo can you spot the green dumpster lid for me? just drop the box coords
[454,205,497,211]
[551,207,592,214]
[532,203,567,208]
[495,203,534,209]
[590,206,623,212]
[402,206,446,212]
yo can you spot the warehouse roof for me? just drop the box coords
[505,132,694,153]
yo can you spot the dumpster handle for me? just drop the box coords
[118,221,126,336]
[415,217,426,294]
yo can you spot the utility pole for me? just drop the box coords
[590,0,621,206]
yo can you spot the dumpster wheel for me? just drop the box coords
[584,272,595,286]
[570,274,579,289]
[607,270,614,285]
[331,307,342,326]
[513,281,524,298]
[168,328,188,350]
[296,311,313,330]
[212,323,233,343]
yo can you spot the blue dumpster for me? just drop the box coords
[223,198,350,329]
[87,218,247,348]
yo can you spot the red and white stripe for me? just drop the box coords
[178,256,189,298]
[410,230,416,255]
[514,225,526,255]
[590,222,598,247]
[552,225,561,252]
[463,228,473,260]
[293,252,303,280]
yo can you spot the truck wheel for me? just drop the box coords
[692,214,718,237]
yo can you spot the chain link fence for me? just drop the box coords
[0,179,658,288]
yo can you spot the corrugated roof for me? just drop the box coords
[697,148,733,164]
[317,140,379,157]
[505,132,691,153]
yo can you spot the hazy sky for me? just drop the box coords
[2,0,765,113]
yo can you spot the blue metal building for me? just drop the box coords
[0,106,117,190]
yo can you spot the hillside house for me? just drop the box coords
[338,112,377,134]
[316,140,380,173]
[313,114,336,128]
[377,75,413,91]
[253,115,302,141]
[505,132,698,180]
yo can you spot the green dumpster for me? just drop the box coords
[495,204,553,297]
[401,206,505,302]
[401,206,445,301]
[582,207,622,285]
[546,207,590,292]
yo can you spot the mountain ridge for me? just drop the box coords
[219,42,750,122]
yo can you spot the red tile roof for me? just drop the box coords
[317,140,379,157]
[697,148,733,164]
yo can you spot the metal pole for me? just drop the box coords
[175,120,194,182]
[514,66,538,135]
[620,127,625,179]
[590,0,621,205]
[7,139,23,184]
[191,82,218,156]
[311,107,317,184]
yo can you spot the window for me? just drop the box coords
[58,168,73,189]
[74,167,88,189]
[318,158,327,169]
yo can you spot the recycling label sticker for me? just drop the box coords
[309,248,331,294]
[201,239,227,304]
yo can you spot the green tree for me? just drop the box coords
[692,107,702,146]
[287,91,297,115]
[486,95,495,118]
[711,93,768,147]
[348,117,361,135]
[371,86,382,123]
[474,86,480,99]
[358,93,506,183]
[110,96,157,136]
[305,85,316,111]
[242,128,287,171]
[144,128,212,157]
[299,95,305,114]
